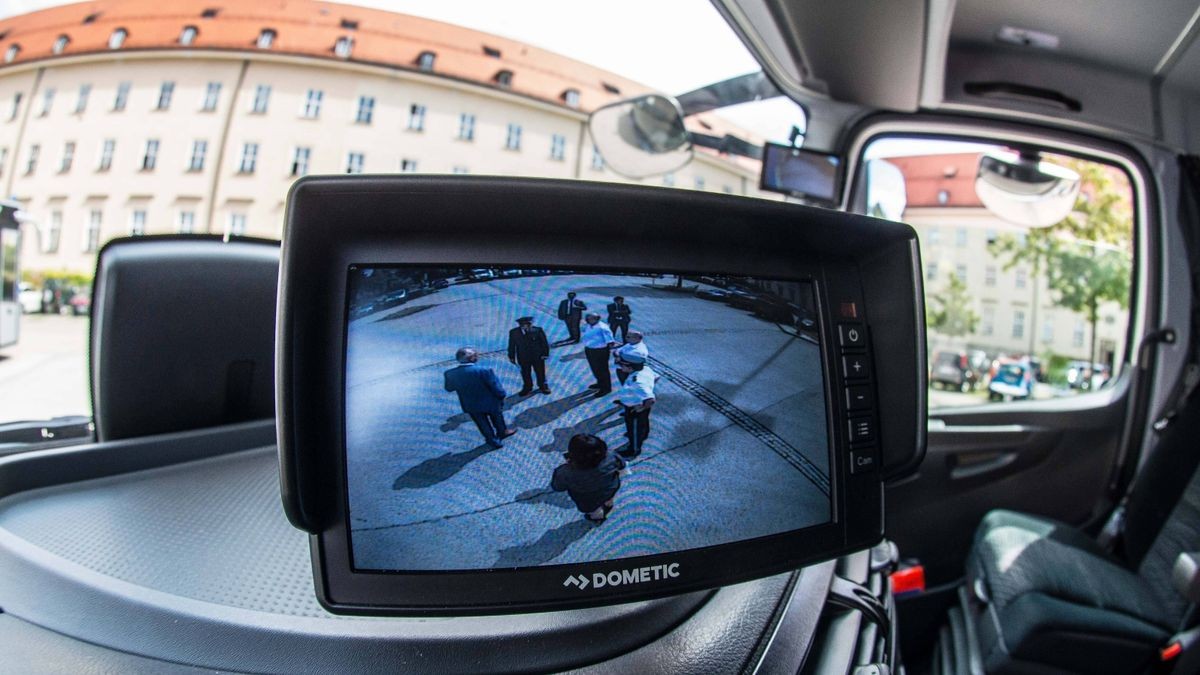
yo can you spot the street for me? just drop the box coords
[0,314,90,423]
[345,273,832,571]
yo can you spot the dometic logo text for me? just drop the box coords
[562,563,680,590]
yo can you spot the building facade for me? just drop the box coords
[0,0,765,275]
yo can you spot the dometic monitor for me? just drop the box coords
[760,142,842,204]
[278,176,926,615]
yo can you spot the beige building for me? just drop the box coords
[0,0,765,276]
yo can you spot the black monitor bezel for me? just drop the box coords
[758,142,843,205]
[278,176,923,615]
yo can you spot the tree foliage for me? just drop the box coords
[927,271,979,338]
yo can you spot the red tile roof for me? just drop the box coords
[886,153,985,208]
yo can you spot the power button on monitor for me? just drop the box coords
[838,323,865,350]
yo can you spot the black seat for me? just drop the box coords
[90,236,279,441]
[958,392,1200,674]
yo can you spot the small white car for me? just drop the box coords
[18,282,41,313]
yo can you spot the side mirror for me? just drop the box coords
[588,94,693,179]
[976,152,1079,227]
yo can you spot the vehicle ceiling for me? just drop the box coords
[715,0,1200,153]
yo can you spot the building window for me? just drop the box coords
[694,176,705,190]
[44,211,62,253]
[985,265,997,287]
[180,25,198,46]
[591,146,604,171]
[59,141,74,173]
[129,209,147,235]
[74,84,90,113]
[457,113,475,141]
[334,36,354,58]
[926,261,939,281]
[981,306,995,336]
[4,44,19,64]
[291,146,310,176]
[340,18,359,30]
[355,95,374,124]
[84,210,102,252]
[238,143,258,173]
[227,213,247,236]
[408,104,426,131]
[1012,310,1026,339]
[250,85,270,114]
[113,81,130,111]
[927,227,940,246]
[156,81,175,110]
[302,89,322,118]
[142,139,159,171]
[955,263,967,283]
[937,189,950,205]
[563,88,581,109]
[417,50,436,71]
[188,139,207,171]
[177,210,196,234]
[985,228,998,243]
[955,227,968,247]
[1041,319,1054,344]
[39,88,54,117]
[550,133,566,161]
[1073,319,1086,348]
[494,70,513,88]
[400,158,417,173]
[1015,267,1027,289]
[257,29,276,49]
[602,82,621,95]
[98,139,115,171]
[24,144,38,175]
[451,166,469,174]
[108,28,127,50]
[483,45,502,58]
[201,82,221,111]
[53,34,70,55]
[9,92,21,121]
[346,152,364,174]
[662,172,676,187]
[504,123,521,150]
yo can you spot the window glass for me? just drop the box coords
[862,136,1135,407]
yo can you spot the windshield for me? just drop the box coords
[0,0,806,440]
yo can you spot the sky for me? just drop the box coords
[0,0,806,139]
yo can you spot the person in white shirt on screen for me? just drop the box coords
[581,312,617,396]
[615,356,657,458]
[614,330,649,386]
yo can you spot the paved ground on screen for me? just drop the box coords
[0,314,90,423]
[345,273,834,571]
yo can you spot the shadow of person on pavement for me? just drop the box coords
[512,389,594,430]
[514,487,576,510]
[556,349,587,363]
[392,442,498,490]
[440,393,526,432]
[538,405,624,453]
[492,519,595,567]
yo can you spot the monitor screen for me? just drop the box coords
[343,266,832,572]
[760,143,841,203]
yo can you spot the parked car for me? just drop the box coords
[751,294,799,325]
[18,282,41,313]
[1066,360,1110,390]
[988,360,1035,401]
[67,289,91,316]
[378,288,408,308]
[931,350,986,392]
[695,287,730,301]
[723,288,758,311]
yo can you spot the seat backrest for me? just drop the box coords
[90,236,279,442]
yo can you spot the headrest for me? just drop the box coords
[90,236,279,441]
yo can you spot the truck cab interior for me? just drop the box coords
[1,0,1199,673]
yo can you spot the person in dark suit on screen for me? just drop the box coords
[557,291,587,343]
[508,316,551,396]
[606,296,632,343]
[444,347,517,448]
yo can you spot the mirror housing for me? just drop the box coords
[588,94,693,179]
[976,152,1079,227]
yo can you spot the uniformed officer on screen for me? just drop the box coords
[508,316,551,396]
[581,312,617,396]
[607,296,632,343]
[614,330,649,385]
[614,355,657,458]
[557,292,587,343]
[444,347,517,449]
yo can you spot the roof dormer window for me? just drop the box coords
[340,19,358,30]
[52,34,70,55]
[495,69,513,88]
[334,36,354,58]
[4,44,19,63]
[257,29,276,49]
[82,12,101,24]
[562,88,581,109]
[180,26,198,46]
[482,45,502,58]
[108,28,127,50]
[417,50,436,71]
[201,8,219,18]
[601,82,622,95]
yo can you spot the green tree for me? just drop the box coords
[927,272,979,338]
[987,158,1132,362]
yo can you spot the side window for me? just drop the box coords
[859,137,1135,408]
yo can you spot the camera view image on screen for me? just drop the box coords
[344,266,832,571]
[761,143,840,202]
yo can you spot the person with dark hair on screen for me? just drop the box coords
[557,291,587,343]
[444,347,517,449]
[581,312,617,396]
[551,433,626,523]
[607,296,632,343]
[507,316,551,396]
[613,330,649,386]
